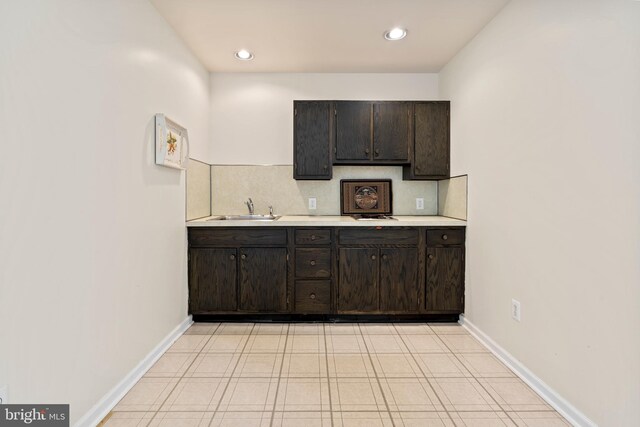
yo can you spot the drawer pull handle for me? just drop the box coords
[310,260,316,266]
[365,148,370,154]
[442,234,448,240]
[428,254,434,260]
[311,235,316,240]
[382,254,388,260]
[241,254,247,260]
[309,293,316,300]
[230,255,235,260]
[371,255,376,260]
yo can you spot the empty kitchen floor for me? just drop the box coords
[103,323,569,426]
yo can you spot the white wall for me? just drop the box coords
[0,0,209,424]
[209,73,439,164]
[440,1,640,425]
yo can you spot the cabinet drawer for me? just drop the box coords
[189,228,287,246]
[295,280,331,313]
[295,229,332,245]
[295,248,331,278]
[338,227,419,245]
[426,228,465,246]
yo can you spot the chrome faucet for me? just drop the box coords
[245,198,254,215]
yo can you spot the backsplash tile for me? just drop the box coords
[438,175,467,220]
[186,158,212,220]
[210,165,437,216]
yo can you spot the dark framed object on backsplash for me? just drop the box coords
[340,180,392,216]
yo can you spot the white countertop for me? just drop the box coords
[187,215,466,227]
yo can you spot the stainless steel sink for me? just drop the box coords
[209,215,281,221]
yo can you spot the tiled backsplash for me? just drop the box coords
[438,175,467,220]
[210,165,438,216]
[186,159,211,220]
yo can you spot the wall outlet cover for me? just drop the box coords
[511,299,521,322]
[416,198,425,210]
[308,197,317,210]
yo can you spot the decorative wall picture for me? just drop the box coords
[340,179,392,215]
[155,113,189,170]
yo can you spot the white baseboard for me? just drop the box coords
[74,316,193,427]
[459,315,597,427]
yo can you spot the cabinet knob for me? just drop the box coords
[241,254,247,260]
[230,254,235,260]
[310,260,316,266]
[311,235,316,240]
[382,254,388,260]
[309,293,316,300]
[323,164,328,170]
[371,255,376,260]
[374,149,380,156]
[442,234,448,240]
[428,254,434,260]
[365,149,370,154]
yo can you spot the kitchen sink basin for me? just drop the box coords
[209,215,281,221]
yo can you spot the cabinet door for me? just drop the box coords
[338,248,379,312]
[239,248,288,312]
[335,101,371,160]
[294,101,332,179]
[373,102,410,161]
[189,248,237,313]
[413,102,449,178]
[426,247,464,312]
[379,248,419,312]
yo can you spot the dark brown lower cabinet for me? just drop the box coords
[426,247,464,312]
[338,247,420,313]
[338,248,379,312]
[188,226,465,318]
[239,247,288,312]
[189,248,238,313]
[379,248,419,312]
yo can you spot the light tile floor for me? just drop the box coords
[103,323,570,427]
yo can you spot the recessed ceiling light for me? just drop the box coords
[234,49,254,60]
[384,27,407,41]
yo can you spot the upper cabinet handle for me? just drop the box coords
[241,254,247,259]
[365,149,370,154]
[442,234,448,240]
[371,255,376,260]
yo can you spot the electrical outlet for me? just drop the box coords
[308,197,317,210]
[511,299,521,322]
[416,198,425,210]
[0,384,8,404]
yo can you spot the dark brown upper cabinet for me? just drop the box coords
[334,101,410,164]
[403,101,450,180]
[293,101,333,180]
[293,100,449,180]
[335,101,371,161]
[373,102,411,161]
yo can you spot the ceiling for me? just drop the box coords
[150,0,509,73]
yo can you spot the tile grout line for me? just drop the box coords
[269,323,291,427]
[322,323,335,427]
[357,324,396,427]
[207,323,256,427]
[392,323,455,425]
[433,328,520,423]
[145,323,222,426]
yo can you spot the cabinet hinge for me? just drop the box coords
[287,296,290,305]
[333,147,337,154]
[294,108,297,116]
[287,253,290,261]
[334,109,337,116]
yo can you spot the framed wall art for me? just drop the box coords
[340,179,393,216]
[155,113,189,170]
